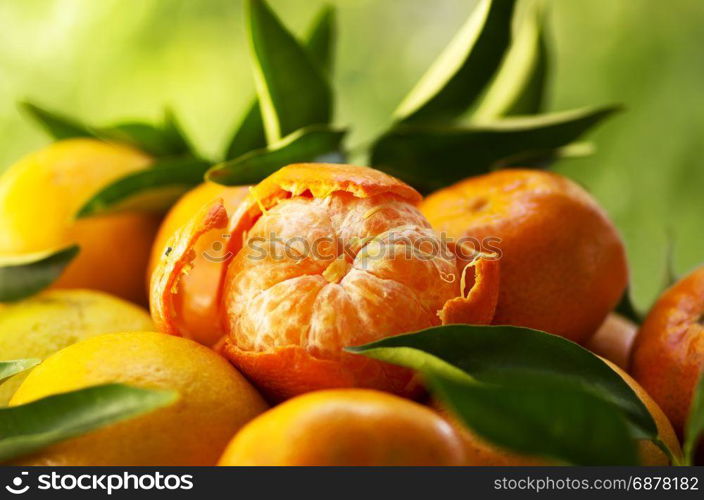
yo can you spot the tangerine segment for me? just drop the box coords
[420,169,627,343]
[148,183,249,346]
[631,266,704,435]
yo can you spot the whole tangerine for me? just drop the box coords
[218,389,465,466]
[419,169,628,343]
[631,266,704,435]
[9,331,267,466]
[0,138,160,304]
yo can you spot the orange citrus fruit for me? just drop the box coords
[631,265,704,435]
[419,169,628,343]
[152,164,500,400]
[0,138,160,304]
[0,289,153,403]
[218,389,465,466]
[148,182,250,345]
[584,313,637,370]
[437,359,681,465]
[10,331,267,466]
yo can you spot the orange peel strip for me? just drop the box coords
[439,250,500,326]
[150,199,229,335]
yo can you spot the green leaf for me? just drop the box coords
[161,108,195,156]
[616,287,644,324]
[371,105,621,192]
[20,101,96,140]
[209,125,346,186]
[394,0,516,123]
[76,158,211,218]
[348,324,657,440]
[225,4,337,160]
[472,0,549,119]
[496,141,595,168]
[246,0,333,143]
[97,110,194,157]
[428,373,639,465]
[21,102,193,158]
[225,102,268,162]
[96,122,173,157]
[0,383,177,463]
[0,360,40,384]
[683,371,704,465]
[0,246,80,303]
[305,4,336,75]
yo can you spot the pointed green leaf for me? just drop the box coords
[0,384,177,463]
[496,141,595,168]
[394,0,516,123]
[246,0,332,144]
[161,108,195,156]
[21,102,193,158]
[616,287,643,324]
[0,246,80,303]
[428,373,638,465]
[348,324,657,441]
[21,102,96,140]
[96,110,194,158]
[225,5,337,160]
[684,371,704,465]
[225,102,268,162]
[76,158,211,218]
[0,360,40,384]
[305,4,336,75]
[96,122,174,157]
[473,0,549,119]
[209,126,346,186]
[371,105,621,192]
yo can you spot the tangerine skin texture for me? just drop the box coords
[420,169,628,343]
[218,389,466,466]
[151,164,499,401]
[10,332,268,466]
[148,182,250,345]
[436,359,681,465]
[631,266,704,435]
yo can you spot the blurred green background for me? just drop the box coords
[0,0,702,311]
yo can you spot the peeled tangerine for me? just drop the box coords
[151,164,500,400]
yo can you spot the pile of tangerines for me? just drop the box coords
[0,137,701,466]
